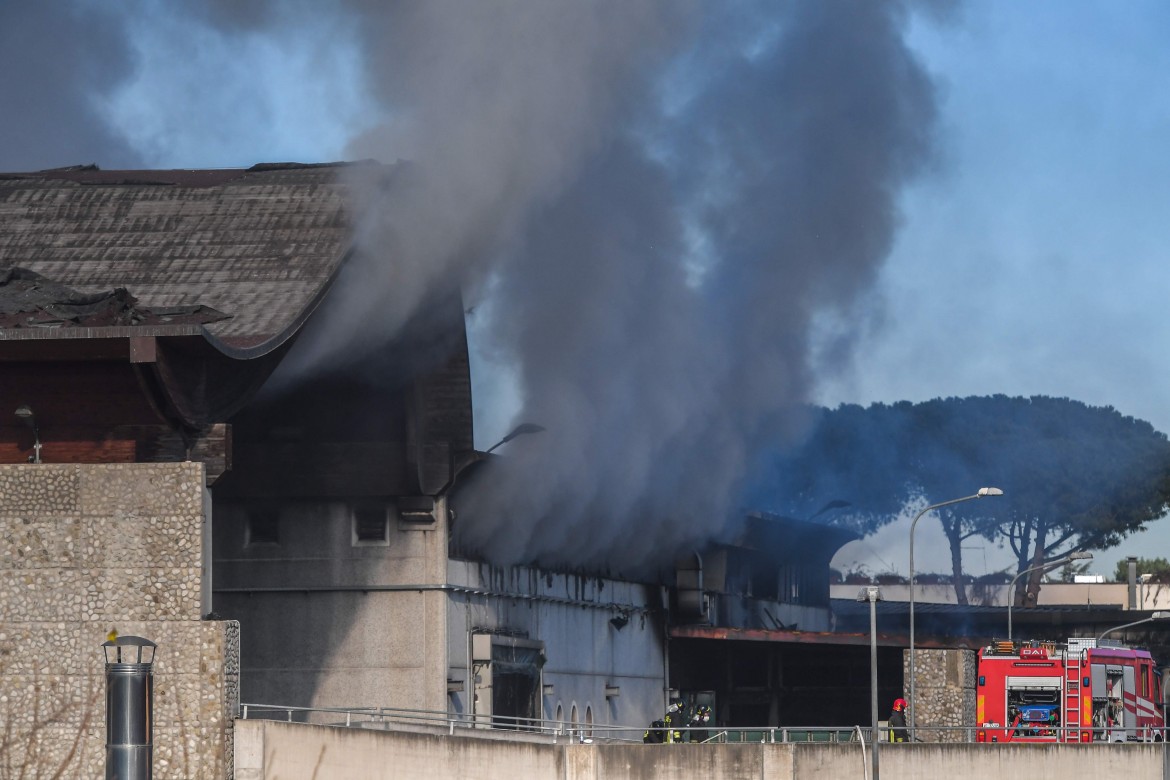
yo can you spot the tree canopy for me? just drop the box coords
[1114,557,1170,584]
[746,395,1170,604]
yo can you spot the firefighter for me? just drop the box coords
[664,700,685,743]
[690,704,712,743]
[643,719,666,743]
[888,698,909,743]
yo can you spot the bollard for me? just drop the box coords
[102,636,156,780]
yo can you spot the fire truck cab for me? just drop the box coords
[976,638,1164,743]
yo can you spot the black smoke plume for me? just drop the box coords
[0,0,951,574]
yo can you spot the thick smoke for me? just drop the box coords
[278,1,698,377]
[0,1,948,573]
[447,1,944,571]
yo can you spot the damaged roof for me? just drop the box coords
[0,161,369,351]
[0,266,230,329]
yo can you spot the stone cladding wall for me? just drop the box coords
[0,463,238,778]
[905,648,976,742]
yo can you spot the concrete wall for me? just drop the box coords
[214,497,450,714]
[0,462,238,779]
[446,561,665,731]
[235,719,1167,780]
[214,498,668,730]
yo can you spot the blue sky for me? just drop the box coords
[3,1,1168,577]
[819,2,1170,579]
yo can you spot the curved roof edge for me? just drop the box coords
[0,248,355,429]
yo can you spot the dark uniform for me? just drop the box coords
[690,705,712,743]
[889,698,908,743]
[664,700,685,742]
[643,720,666,743]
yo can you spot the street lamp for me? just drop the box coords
[857,586,884,780]
[1007,551,1093,641]
[1096,611,1170,644]
[908,487,1002,740]
[485,422,545,453]
[808,499,852,522]
[435,422,546,500]
[14,405,41,464]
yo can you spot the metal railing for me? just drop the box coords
[238,705,882,744]
[240,703,574,737]
[238,705,1170,746]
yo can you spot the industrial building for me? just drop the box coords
[0,162,873,775]
[4,161,1146,777]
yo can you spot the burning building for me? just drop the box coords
[0,162,914,778]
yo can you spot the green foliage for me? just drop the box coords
[753,395,1170,597]
[1113,557,1170,583]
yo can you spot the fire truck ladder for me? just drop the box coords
[1063,649,1084,743]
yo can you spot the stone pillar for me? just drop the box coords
[905,648,976,742]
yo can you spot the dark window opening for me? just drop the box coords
[494,672,539,729]
[354,503,388,543]
[246,509,280,546]
[491,642,544,729]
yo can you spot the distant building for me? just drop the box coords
[830,581,1170,611]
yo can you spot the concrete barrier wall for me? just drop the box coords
[878,743,1163,780]
[235,720,562,780]
[236,720,1167,780]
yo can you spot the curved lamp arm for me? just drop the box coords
[908,487,1003,739]
[1007,551,1093,641]
[1097,611,1170,644]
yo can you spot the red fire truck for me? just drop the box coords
[976,638,1164,743]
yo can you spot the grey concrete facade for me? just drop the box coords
[213,495,669,732]
[0,462,239,779]
[446,560,666,732]
[214,497,451,714]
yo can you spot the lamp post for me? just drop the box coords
[14,405,41,464]
[485,422,545,453]
[858,586,884,780]
[438,422,546,497]
[908,487,1002,740]
[1096,611,1170,644]
[1007,551,1093,641]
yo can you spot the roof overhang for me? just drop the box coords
[0,327,294,429]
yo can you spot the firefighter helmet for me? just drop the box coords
[893,698,907,711]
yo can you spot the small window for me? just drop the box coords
[397,495,436,527]
[353,503,388,544]
[246,508,279,546]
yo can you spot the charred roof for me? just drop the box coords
[0,161,372,351]
[0,266,229,329]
